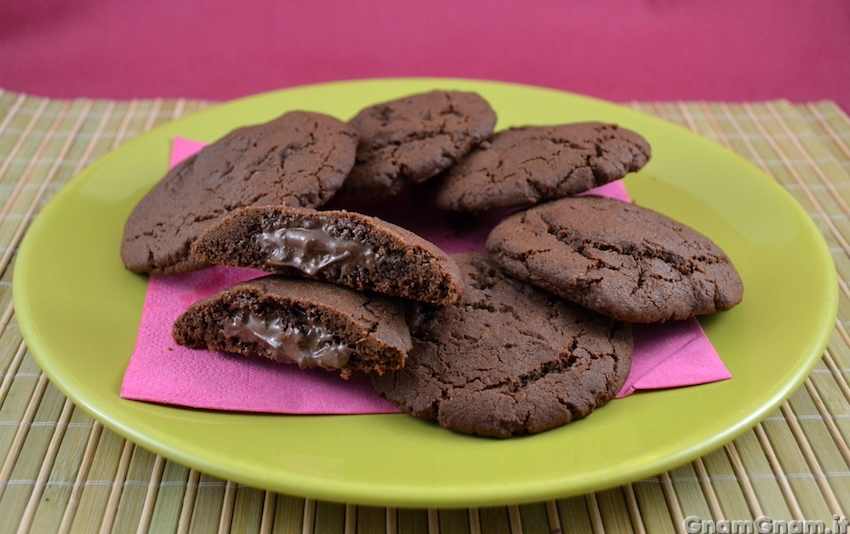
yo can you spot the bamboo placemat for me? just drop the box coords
[0,90,848,534]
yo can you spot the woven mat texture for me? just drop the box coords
[0,91,848,533]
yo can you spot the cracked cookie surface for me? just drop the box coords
[121,111,358,274]
[172,275,411,377]
[337,90,497,201]
[369,252,632,438]
[486,196,744,323]
[433,122,651,212]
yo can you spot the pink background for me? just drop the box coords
[2,0,848,112]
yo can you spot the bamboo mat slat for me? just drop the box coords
[0,90,848,533]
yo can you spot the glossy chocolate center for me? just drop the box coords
[257,218,382,276]
[223,310,352,369]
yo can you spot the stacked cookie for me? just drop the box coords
[122,90,742,438]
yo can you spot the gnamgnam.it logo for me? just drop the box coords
[683,515,849,534]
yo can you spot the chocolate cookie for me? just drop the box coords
[432,122,651,212]
[337,90,497,201]
[191,205,464,305]
[121,111,358,274]
[370,253,632,438]
[486,196,744,323]
[172,275,411,377]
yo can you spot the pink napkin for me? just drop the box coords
[121,266,400,413]
[119,138,731,413]
[168,136,208,168]
[618,320,730,398]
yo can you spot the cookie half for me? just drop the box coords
[370,252,633,438]
[172,275,411,377]
[122,111,358,274]
[486,196,744,323]
[338,90,497,201]
[191,205,464,306]
[433,122,651,212]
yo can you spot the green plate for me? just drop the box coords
[13,79,837,508]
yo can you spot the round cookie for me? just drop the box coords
[121,111,358,274]
[173,275,412,378]
[433,122,651,212]
[486,196,744,323]
[370,252,633,438]
[337,90,497,201]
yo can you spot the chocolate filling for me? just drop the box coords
[256,218,382,276]
[223,310,353,369]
